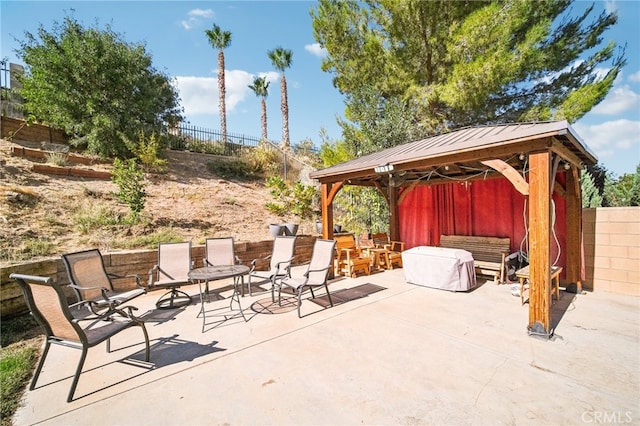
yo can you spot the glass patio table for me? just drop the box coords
[189,265,249,332]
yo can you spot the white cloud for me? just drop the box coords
[256,71,280,86]
[176,70,274,115]
[189,8,213,18]
[181,8,214,30]
[573,119,640,156]
[175,76,215,114]
[628,70,640,83]
[591,85,640,115]
[604,0,618,14]
[304,43,328,58]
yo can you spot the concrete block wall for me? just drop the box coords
[583,207,640,295]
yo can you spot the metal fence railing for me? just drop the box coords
[169,123,273,156]
[169,123,318,157]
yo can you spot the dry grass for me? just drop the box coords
[0,140,317,266]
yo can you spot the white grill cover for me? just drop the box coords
[402,246,477,292]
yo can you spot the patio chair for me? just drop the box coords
[202,237,242,295]
[148,241,193,309]
[276,239,336,318]
[204,237,241,267]
[247,235,296,299]
[9,273,150,403]
[62,249,146,317]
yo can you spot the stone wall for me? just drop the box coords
[1,235,317,318]
[583,207,639,295]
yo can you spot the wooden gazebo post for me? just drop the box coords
[320,182,334,240]
[389,185,400,242]
[565,166,583,292]
[528,151,553,336]
[320,181,346,240]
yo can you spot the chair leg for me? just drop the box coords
[139,322,150,362]
[68,346,89,402]
[156,288,191,309]
[297,287,304,318]
[30,340,51,390]
[324,283,333,307]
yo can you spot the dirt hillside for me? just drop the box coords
[0,139,318,266]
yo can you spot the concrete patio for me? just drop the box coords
[13,267,640,425]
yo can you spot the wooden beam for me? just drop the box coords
[398,180,421,204]
[551,154,562,198]
[528,151,552,337]
[326,180,344,206]
[550,137,584,168]
[553,180,566,198]
[320,183,334,240]
[565,166,583,292]
[374,180,389,204]
[389,185,399,241]
[481,159,529,195]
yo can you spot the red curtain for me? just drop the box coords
[398,177,568,272]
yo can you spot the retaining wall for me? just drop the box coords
[1,116,67,144]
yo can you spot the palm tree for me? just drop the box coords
[247,76,270,141]
[205,24,232,143]
[267,47,293,149]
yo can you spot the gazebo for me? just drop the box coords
[309,121,596,338]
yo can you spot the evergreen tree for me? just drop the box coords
[581,169,602,208]
[312,0,626,149]
[604,164,640,207]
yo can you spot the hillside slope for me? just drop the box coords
[0,139,316,266]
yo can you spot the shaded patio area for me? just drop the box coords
[14,268,639,425]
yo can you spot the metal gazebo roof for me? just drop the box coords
[310,121,596,186]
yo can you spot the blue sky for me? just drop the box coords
[1,1,639,177]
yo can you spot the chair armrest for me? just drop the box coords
[147,265,159,287]
[108,272,143,289]
[68,283,111,302]
[273,256,295,275]
[390,241,404,251]
[249,254,273,272]
[303,265,331,278]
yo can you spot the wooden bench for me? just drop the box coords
[439,235,510,284]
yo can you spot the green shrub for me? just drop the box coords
[265,176,318,219]
[122,130,168,173]
[185,139,226,155]
[73,201,128,233]
[112,158,147,219]
[113,228,183,249]
[242,143,281,178]
[206,158,258,180]
[45,151,68,166]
